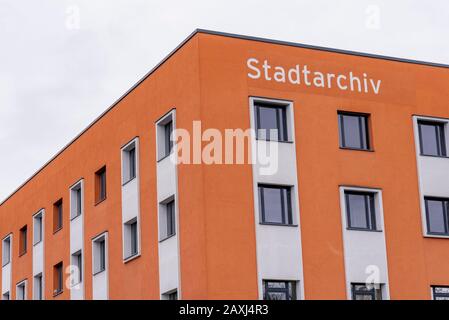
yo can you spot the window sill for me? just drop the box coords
[424,233,449,239]
[53,227,63,235]
[255,138,294,144]
[123,253,140,264]
[419,153,449,159]
[18,251,27,258]
[159,233,176,243]
[70,213,82,222]
[94,197,107,206]
[346,227,382,232]
[259,222,298,227]
[93,269,106,277]
[33,240,42,247]
[122,176,137,187]
[339,147,374,152]
[157,151,174,163]
[2,262,10,268]
[53,290,63,298]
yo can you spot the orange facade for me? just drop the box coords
[1,30,449,300]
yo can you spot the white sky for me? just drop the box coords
[0,0,448,202]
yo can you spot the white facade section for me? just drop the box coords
[413,115,449,238]
[155,110,181,298]
[1,234,12,298]
[92,232,108,300]
[32,209,45,300]
[249,97,305,300]
[339,186,390,299]
[69,179,84,300]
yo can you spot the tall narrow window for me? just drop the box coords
[124,218,138,259]
[255,102,289,142]
[263,280,297,300]
[122,141,137,184]
[351,283,382,300]
[432,286,449,300]
[338,112,370,150]
[2,236,11,266]
[71,251,82,284]
[16,281,27,300]
[19,225,27,256]
[95,166,107,203]
[160,198,176,240]
[53,199,63,232]
[345,191,377,231]
[34,273,43,300]
[418,120,447,157]
[157,112,175,160]
[33,212,43,245]
[93,235,106,275]
[71,182,83,219]
[2,292,10,300]
[164,120,173,157]
[53,262,63,295]
[425,197,449,235]
[258,185,293,225]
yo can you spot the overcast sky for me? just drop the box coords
[0,0,448,202]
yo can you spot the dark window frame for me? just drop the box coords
[263,280,297,300]
[2,236,11,267]
[95,166,107,204]
[338,111,371,151]
[93,236,106,275]
[351,283,382,300]
[34,273,43,300]
[418,120,447,157]
[72,251,82,284]
[19,225,28,256]
[424,197,449,236]
[432,286,449,300]
[53,262,63,296]
[164,120,174,158]
[255,102,289,142]
[345,191,378,231]
[53,199,63,233]
[258,184,294,226]
[33,213,43,246]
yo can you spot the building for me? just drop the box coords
[2,29,449,300]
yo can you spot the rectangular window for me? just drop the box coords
[53,199,63,232]
[95,166,107,203]
[263,280,297,300]
[258,185,293,225]
[345,191,377,231]
[425,197,449,235]
[351,283,382,300]
[93,235,106,275]
[16,281,27,300]
[2,292,10,300]
[33,212,43,245]
[71,251,82,284]
[71,182,83,219]
[34,273,43,300]
[255,102,289,142]
[163,290,178,300]
[160,198,176,240]
[164,120,174,157]
[124,218,138,259]
[19,225,27,256]
[122,141,137,184]
[432,286,449,300]
[53,262,63,295]
[157,112,175,160]
[418,120,447,157]
[338,112,370,150]
[2,236,11,266]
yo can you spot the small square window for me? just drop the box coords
[122,141,137,184]
[124,218,139,259]
[345,191,377,231]
[425,197,449,235]
[255,102,289,142]
[19,225,27,256]
[71,251,82,284]
[95,166,107,203]
[53,199,63,232]
[33,212,43,245]
[432,286,449,300]
[93,235,106,275]
[258,185,293,225]
[418,120,447,157]
[351,283,382,300]
[2,236,11,266]
[338,112,370,150]
[160,198,176,240]
[263,280,297,300]
[53,262,63,295]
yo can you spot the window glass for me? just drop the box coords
[419,121,446,157]
[426,198,448,234]
[256,104,288,141]
[345,192,376,230]
[339,113,369,150]
[259,185,293,225]
[263,281,296,300]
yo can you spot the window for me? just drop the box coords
[164,120,174,157]
[255,102,289,142]
[351,283,382,300]
[2,236,11,266]
[425,197,449,235]
[338,112,370,150]
[53,199,63,232]
[33,212,43,245]
[160,198,176,240]
[71,251,82,284]
[16,281,27,300]
[157,112,175,160]
[19,225,27,256]
[93,235,106,275]
[71,182,83,219]
[122,141,137,184]
[124,218,138,259]
[34,273,43,300]
[345,191,377,231]
[53,262,63,295]
[258,185,293,225]
[418,120,447,157]
[163,290,178,300]
[432,286,449,300]
[95,166,107,203]
[263,281,297,300]
[2,292,10,300]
